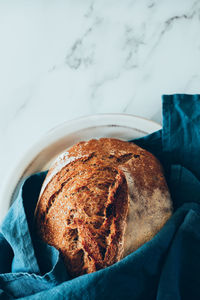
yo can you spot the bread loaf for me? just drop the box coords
[35,138,172,277]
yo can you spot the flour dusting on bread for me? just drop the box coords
[35,138,172,278]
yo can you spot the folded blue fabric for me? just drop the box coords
[1,94,200,299]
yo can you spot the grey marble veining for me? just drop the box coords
[0,0,200,186]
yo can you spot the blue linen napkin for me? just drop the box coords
[1,94,200,299]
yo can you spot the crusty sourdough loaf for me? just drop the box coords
[34,138,172,277]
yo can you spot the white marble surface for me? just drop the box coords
[0,0,200,185]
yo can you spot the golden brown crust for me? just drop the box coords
[35,138,172,277]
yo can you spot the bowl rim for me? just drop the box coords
[0,113,162,222]
[46,113,161,135]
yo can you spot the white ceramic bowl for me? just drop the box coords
[0,114,161,223]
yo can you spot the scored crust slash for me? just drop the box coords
[34,138,172,278]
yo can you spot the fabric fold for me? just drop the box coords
[0,94,200,299]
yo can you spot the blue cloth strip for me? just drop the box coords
[1,94,200,299]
